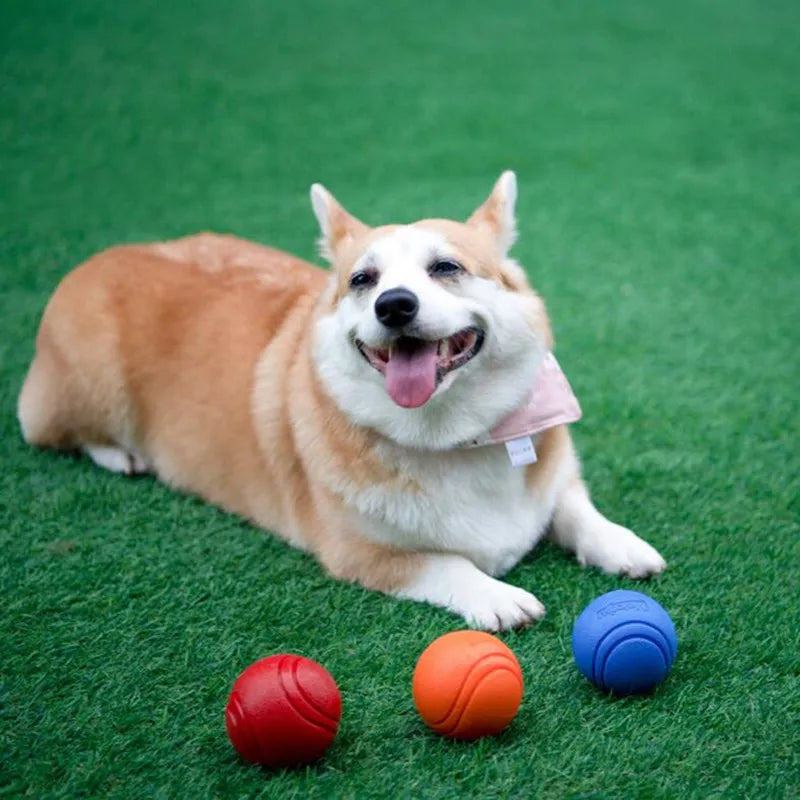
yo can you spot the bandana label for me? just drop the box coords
[504,436,538,466]
[461,353,582,451]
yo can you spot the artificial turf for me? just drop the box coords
[1,0,799,797]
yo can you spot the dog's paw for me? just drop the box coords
[85,445,149,476]
[461,581,546,632]
[397,553,546,631]
[577,523,667,579]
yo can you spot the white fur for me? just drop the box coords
[345,437,573,575]
[551,481,667,577]
[397,553,545,630]
[85,445,148,475]
[310,183,337,261]
[493,170,518,256]
[314,226,545,450]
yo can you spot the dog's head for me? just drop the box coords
[312,172,553,450]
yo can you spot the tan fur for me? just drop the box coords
[527,425,572,493]
[18,232,432,591]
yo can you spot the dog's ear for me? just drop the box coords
[310,184,369,263]
[466,171,518,258]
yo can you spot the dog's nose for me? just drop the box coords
[374,288,419,328]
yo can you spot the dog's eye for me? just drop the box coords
[428,259,464,277]
[349,270,378,290]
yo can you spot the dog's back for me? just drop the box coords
[18,233,326,529]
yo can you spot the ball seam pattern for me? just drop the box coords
[276,656,338,735]
[436,666,522,737]
[226,690,261,761]
[426,652,519,727]
[591,625,672,689]
[290,656,340,727]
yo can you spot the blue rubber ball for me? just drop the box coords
[571,590,677,695]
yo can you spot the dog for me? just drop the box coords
[17,172,666,630]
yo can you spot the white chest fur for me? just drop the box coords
[343,440,565,576]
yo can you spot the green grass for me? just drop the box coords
[2,0,799,797]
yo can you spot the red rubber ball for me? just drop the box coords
[225,654,341,768]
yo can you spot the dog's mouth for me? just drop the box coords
[356,327,485,409]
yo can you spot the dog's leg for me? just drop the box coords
[322,534,545,631]
[85,445,149,476]
[549,477,666,578]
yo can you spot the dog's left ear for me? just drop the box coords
[310,183,369,263]
[466,171,518,258]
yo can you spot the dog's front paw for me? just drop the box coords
[577,523,667,579]
[397,554,546,631]
[461,581,546,632]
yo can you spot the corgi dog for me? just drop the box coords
[17,172,666,630]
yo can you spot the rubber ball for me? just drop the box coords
[412,630,524,740]
[225,654,341,768]
[571,589,678,695]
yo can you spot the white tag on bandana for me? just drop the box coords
[504,436,537,467]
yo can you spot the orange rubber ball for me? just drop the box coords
[412,631,524,740]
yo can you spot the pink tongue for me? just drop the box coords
[384,341,439,408]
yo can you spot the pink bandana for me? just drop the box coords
[462,353,582,448]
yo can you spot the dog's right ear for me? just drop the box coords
[310,184,369,263]
[466,171,518,259]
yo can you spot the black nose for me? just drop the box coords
[374,287,419,328]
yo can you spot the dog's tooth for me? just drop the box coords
[440,338,450,361]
